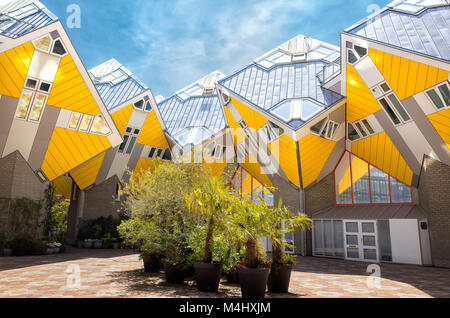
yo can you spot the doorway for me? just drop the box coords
[344,220,378,262]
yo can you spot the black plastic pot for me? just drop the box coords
[267,264,293,293]
[226,268,239,284]
[164,264,185,284]
[239,267,270,298]
[142,254,161,273]
[194,263,223,292]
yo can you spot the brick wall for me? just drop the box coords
[418,156,450,268]
[305,173,335,214]
[83,176,122,221]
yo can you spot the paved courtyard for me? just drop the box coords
[0,247,449,298]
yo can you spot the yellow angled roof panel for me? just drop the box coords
[111,104,134,136]
[47,54,102,116]
[0,41,34,98]
[70,152,106,190]
[352,132,413,186]
[299,134,336,188]
[428,109,450,151]
[137,111,169,149]
[231,96,268,132]
[41,128,111,181]
[268,135,300,188]
[346,64,382,123]
[53,176,73,199]
[369,48,449,101]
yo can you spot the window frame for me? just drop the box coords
[374,82,411,126]
[118,126,141,155]
[425,81,450,111]
[15,77,51,123]
[334,151,414,206]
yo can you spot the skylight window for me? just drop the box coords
[258,50,291,68]
[173,127,213,146]
[270,99,324,124]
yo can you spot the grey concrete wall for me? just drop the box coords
[418,156,450,268]
[83,175,122,221]
[0,95,18,157]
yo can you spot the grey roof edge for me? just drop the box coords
[341,31,450,64]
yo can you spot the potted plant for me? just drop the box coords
[161,232,193,284]
[229,192,273,299]
[186,176,232,293]
[266,199,311,293]
[46,242,55,254]
[118,218,163,272]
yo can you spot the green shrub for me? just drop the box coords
[31,239,47,256]
[9,234,34,256]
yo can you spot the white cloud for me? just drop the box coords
[125,0,319,96]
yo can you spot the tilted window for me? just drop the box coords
[15,77,51,122]
[335,151,412,205]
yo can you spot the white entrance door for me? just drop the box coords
[344,220,379,262]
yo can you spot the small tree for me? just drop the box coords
[228,192,272,268]
[185,175,232,264]
[266,198,312,267]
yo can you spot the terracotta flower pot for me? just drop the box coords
[267,264,293,293]
[239,267,270,299]
[194,263,223,292]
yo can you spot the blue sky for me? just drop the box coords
[43,0,388,97]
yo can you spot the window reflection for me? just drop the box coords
[335,152,412,205]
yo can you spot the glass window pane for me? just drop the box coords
[351,155,370,204]
[324,221,333,256]
[426,89,445,109]
[314,221,323,255]
[370,166,390,203]
[346,222,358,233]
[118,135,129,153]
[388,94,410,122]
[310,118,328,135]
[39,82,51,92]
[348,123,360,141]
[362,222,375,233]
[378,220,392,262]
[29,93,46,121]
[333,221,344,257]
[362,119,374,134]
[145,101,152,111]
[25,78,37,89]
[162,149,172,161]
[363,249,377,260]
[134,100,144,109]
[79,115,92,131]
[125,137,137,154]
[355,122,367,137]
[346,235,358,245]
[16,91,34,119]
[380,82,391,92]
[52,39,66,56]
[347,247,359,259]
[391,177,412,203]
[380,98,401,125]
[348,50,358,64]
[148,148,156,158]
[302,99,323,120]
[438,84,450,107]
[91,115,111,135]
[68,112,81,129]
[336,154,352,204]
[354,45,367,58]
[33,35,51,52]
[363,236,376,246]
